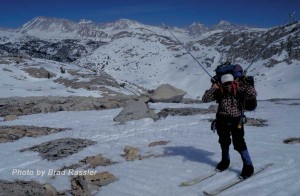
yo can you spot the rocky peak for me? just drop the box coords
[186,22,209,36]
[211,20,249,31]
[79,19,93,25]
[104,18,143,30]
[18,16,76,33]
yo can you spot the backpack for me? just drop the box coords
[215,62,235,76]
[213,62,257,111]
[212,62,235,83]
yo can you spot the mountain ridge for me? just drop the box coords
[0,17,299,99]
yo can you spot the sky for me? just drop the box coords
[0,0,299,28]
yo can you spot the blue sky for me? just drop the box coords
[0,0,299,28]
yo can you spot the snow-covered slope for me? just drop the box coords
[75,21,300,99]
[0,16,300,196]
[0,57,137,98]
[1,17,300,99]
[0,100,299,196]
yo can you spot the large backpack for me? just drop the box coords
[213,62,257,111]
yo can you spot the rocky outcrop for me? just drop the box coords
[196,22,300,67]
[150,84,187,103]
[81,155,116,168]
[23,67,56,79]
[157,107,215,118]
[0,96,129,116]
[71,172,117,196]
[113,99,159,123]
[0,180,58,196]
[122,145,141,161]
[283,137,300,144]
[148,141,170,147]
[3,114,18,121]
[60,155,117,171]
[121,145,165,161]
[20,138,96,161]
[0,125,70,143]
[245,118,268,127]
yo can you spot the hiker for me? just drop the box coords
[202,69,257,179]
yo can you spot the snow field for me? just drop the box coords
[0,100,299,195]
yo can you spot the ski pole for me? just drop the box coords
[244,38,272,74]
[162,24,215,81]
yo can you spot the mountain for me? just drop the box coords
[17,16,108,41]
[1,17,300,99]
[211,20,250,31]
[16,17,161,41]
[186,22,209,37]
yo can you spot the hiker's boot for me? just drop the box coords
[240,163,254,179]
[216,148,230,171]
[216,159,230,172]
[239,149,254,179]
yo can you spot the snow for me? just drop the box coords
[0,59,103,98]
[0,99,299,195]
[1,18,300,195]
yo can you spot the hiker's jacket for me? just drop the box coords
[202,82,257,118]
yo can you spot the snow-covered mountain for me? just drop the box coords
[1,17,300,99]
[1,17,300,196]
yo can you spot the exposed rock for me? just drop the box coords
[283,137,300,144]
[137,95,151,103]
[0,180,58,196]
[148,141,170,147]
[71,172,117,196]
[122,145,141,161]
[113,99,159,123]
[180,98,203,104]
[3,114,18,121]
[53,72,123,96]
[121,145,164,161]
[150,84,187,103]
[20,138,96,161]
[23,67,56,79]
[0,125,70,143]
[60,155,117,172]
[81,155,116,168]
[0,96,130,116]
[245,118,268,127]
[288,103,300,106]
[158,107,214,118]
[2,68,13,72]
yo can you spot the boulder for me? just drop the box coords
[113,99,159,123]
[150,84,186,103]
[80,155,117,168]
[71,172,117,195]
[121,145,141,161]
[3,115,18,121]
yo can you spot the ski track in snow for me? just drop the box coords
[0,100,299,195]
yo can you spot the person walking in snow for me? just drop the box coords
[202,70,257,179]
